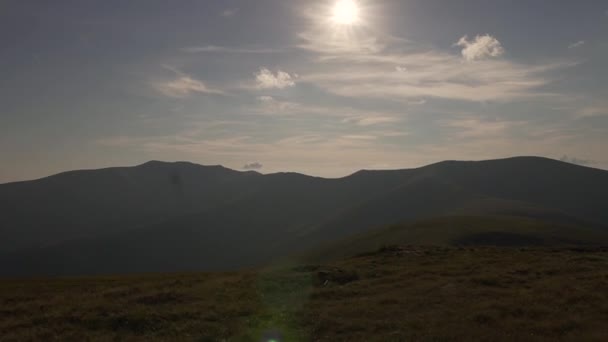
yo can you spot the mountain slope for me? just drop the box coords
[0,161,261,251]
[301,215,608,263]
[1,156,608,276]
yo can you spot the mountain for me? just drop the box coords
[0,161,261,252]
[1,156,608,276]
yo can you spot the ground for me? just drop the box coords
[2,247,608,341]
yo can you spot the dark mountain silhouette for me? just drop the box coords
[1,156,608,276]
[0,161,261,251]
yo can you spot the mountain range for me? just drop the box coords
[2,156,608,276]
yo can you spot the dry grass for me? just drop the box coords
[2,247,608,341]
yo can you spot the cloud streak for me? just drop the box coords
[293,23,572,103]
[568,40,585,49]
[154,76,223,98]
[182,45,281,54]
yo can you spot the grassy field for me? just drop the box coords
[2,246,608,341]
[301,215,608,263]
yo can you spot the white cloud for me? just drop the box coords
[568,40,585,49]
[455,35,505,61]
[255,68,296,89]
[221,8,239,17]
[395,66,407,73]
[155,76,223,98]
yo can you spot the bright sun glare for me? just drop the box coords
[331,0,360,25]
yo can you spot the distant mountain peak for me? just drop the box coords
[138,160,227,170]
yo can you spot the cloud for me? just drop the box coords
[560,155,593,166]
[243,162,263,170]
[297,29,386,55]
[221,8,239,17]
[455,35,505,61]
[300,54,570,102]
[293,21,572,103]
[342,115,400,126]
[255,68,296,89]
[568,40,585,49]
[569,100,608,119]
[439,117,521,139]
[152,65,224,98]
[253,96,356,118]
[155,76,223,98]
[181,45,281,54]
[408,99,427,105]
[255,96,300,115]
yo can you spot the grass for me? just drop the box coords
[301,215,608,263]
[2,246,608,341]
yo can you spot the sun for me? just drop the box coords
[331,0,360,25]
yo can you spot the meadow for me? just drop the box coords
[2,246,608,341]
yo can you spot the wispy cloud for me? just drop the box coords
[299,54,570,102]
[439,117,522,139]
[342,115,400,126]
[568,40,585,49]
[574,103,608,118]
[255,96,300,115]
[181,45,281,54]
[243,162,263,170]
[221,8,239,17]
[154,76,223,98]
[455,35,505,61]
[255,68,296,89]
[152,65,224,98]
[293,21,572,103]
[560,155,593,166]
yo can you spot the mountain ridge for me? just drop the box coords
[4,155,601,186]
[2,156,608,276]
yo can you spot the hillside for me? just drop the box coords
[2,156,608,276]
[2,246,608,341]
[0,161,262,252]
[301,215,608,263]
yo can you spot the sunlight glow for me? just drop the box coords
[331,0,360,25]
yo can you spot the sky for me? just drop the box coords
[1,0,607,183]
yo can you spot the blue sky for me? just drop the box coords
[1,0,607,182]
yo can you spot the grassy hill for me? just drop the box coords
[2,246,608,341]
[301,215,608,263]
